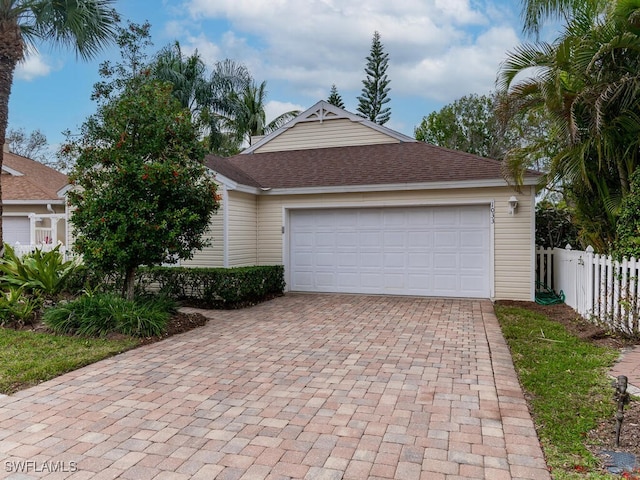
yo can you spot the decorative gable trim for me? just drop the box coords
[241,100,416,154]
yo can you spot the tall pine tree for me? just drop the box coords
[357,31,391,125]
[327,84,345,109]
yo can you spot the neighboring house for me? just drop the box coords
[193,101,539,301]
[1,146,69,251]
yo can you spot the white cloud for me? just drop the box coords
[265,100,305,124]
[180,0,521,106]
[15,54,53,81]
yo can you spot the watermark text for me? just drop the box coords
[5,460,78,473]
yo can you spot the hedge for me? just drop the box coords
[139,265,285,308]
[67,264,285,309]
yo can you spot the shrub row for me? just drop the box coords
[137,265,285,308]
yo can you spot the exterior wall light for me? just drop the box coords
[508,196,518,215]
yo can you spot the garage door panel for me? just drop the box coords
[289,206,490,298]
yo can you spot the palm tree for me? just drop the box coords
[499,0,640,250]
[521,0,608,37]
[228,80,299,146]
[152,41,209,113]
[0,0,119,251]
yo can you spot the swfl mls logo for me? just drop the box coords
[5,460,78,473]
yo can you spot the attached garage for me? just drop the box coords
[204,100,539,301]
[288,205,491,298]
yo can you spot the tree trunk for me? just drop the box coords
[0,19,25,256]
[123,267,137,301]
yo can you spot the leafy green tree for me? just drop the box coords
[535,200,580,249]
[91,20,152,103]
[0,0,119,251]
[415,92,555,178]
[615,169,640,260]
[66,78,219,300]
[415,94,500,158]
[327,84,345,109]
[357,31,391,125]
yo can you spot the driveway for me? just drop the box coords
[0,294,550,479]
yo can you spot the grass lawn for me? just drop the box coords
[494,304,622,480]
[0,328,138,395]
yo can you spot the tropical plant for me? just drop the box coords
[227,80,299,146]
[327,84,345,109]
[0,286,40,327]
[357,31,391,125]
[498,0,640,252]
[66,78,219,300]
[0,0,119,251]
[0,244,79,296]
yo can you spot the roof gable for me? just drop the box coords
[242,100,415,154]
[2,152,68,202]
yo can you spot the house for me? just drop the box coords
[190,101,539,301]
[1,146,69,252]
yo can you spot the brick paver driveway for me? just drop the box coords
[0,294,550,479]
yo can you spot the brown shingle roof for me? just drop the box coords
[206,142,535,189]
[2,152,68,201]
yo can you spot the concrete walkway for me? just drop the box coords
[0,294,550,479]
[611,346,640,395]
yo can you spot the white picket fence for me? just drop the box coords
[536,246,640,335]
[10,242,71,261]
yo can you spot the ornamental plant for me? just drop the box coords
[66,77,219,300]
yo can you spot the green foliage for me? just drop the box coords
[495,305,619,475]
[0,287,41,327]
[327,84,345,109]
[357,31,391,125]
[415,92,555,168]
[137,265,285,308]
[0,244,80,296]
[43,293,173,338]
[66,78,220,299]
[498,1,640,252]
[614,169,640,259]
[535,200,580,248]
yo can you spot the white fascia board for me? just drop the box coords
[258,178,539,196]
[57,184,73,197]
[3,200,65,205]
[1,165,24,176]
[212,172,260,195]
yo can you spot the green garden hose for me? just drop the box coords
[535,281,565,305]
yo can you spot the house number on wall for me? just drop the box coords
[490,201,495,224]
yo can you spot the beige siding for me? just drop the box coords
[254,119,400,153]
[256,187,535,301]
[181,198,224,268]
[227,190,257,266]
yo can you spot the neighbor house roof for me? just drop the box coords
[2,151,68,202]
[206,142,540,192]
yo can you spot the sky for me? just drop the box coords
[8,0,528,156]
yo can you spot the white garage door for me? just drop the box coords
[289,205,491,298]
[3,216,30,245]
